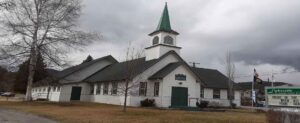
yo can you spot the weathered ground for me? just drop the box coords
[0,101,267,123]
[0,108,57,123]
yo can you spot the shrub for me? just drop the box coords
[230,103,237,109]
[208,101,221,108]
[140,98,155,107]
[196,101,209,108]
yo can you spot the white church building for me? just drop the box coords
[32,4,241,108]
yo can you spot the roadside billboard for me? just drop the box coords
[265,87,300,107]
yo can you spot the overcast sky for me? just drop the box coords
[67,0,300,84]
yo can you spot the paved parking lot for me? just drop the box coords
[0,108,57,123]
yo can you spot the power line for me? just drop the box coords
[189,62,200,68]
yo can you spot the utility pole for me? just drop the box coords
[271,70,275,87]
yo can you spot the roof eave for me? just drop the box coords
[148,30,179,36]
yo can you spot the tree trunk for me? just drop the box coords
[228,80,234,108]
[25,48,37,101]
[229,88,233,108]
[123,80,129,112]
[46,86,51,100]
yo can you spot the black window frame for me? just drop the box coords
[164,35,174,45]
[90,84,94,95]
[227,90,235,100]
[200,87,204,98]
[111,82,118,95]
[175,74,186,81]
[152,36,159,45]
[213,89,220,99]
[139,82,147,96]
[103,83,109,95]
[154,82,159,97]
[96,83,101,95]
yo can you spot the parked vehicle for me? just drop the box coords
[0,92,4,95]
[1,92,15,97]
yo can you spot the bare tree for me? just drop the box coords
[0,0,97,101]
[225,51,235,108]
[118,43,144,112]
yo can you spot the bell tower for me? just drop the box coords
[145,3,181,61]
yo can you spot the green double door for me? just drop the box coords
[70,86,82,101]
[171,87,188,107]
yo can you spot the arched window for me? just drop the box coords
[152,36,159,45]
[164,36,174,45]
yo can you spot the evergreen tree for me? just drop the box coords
[0,66,7,79]
[0,66,8,90]
[82,55,93,64]
[14,53,47,93]
[0,66,16,92]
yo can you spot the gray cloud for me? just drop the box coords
[73,0,300,83]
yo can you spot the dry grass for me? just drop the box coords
[0,101,266,123]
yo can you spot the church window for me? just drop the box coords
[90,84,94,95]
[213,89,220,99]
[103,83,109,95]
[96,83,101,95]
[139,82,147,96]
[153,36,159,45]
[200,87,204,98]
[154,82,159,96]
[227,90,235,100]
[164,35,174,45]
[111,82,118,95]
[175,74,186,81]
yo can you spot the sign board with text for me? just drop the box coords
[265,87,300,107]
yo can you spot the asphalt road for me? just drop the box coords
[0,108,58,123]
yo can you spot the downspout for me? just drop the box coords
[160,79,163,108]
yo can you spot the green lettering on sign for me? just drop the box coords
[267,88,300,95]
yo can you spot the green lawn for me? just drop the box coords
[0,101,267,123]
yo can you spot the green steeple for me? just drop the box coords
[157,3,172,31]
[149,3,179,36]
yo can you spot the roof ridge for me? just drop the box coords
[57,55,117,80]
[193,67,218,71]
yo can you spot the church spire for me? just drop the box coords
[145,2,181,61]
[157,3,171,31]
[149,3,179,36]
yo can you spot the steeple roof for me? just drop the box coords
[157,3,171,31]
[149,3,179,36]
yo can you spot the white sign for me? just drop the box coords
[266,87,300,107]
[252,90,256,102]
[266,95,300,107]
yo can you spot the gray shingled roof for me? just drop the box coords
[33,55,117,86]
[84,57,159,82]
[148,63,240,90]
[35,50,242,91]
[149,62,183,80]
[191,67,240,90]
[54,55,117,79]
[84,50,185,82]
